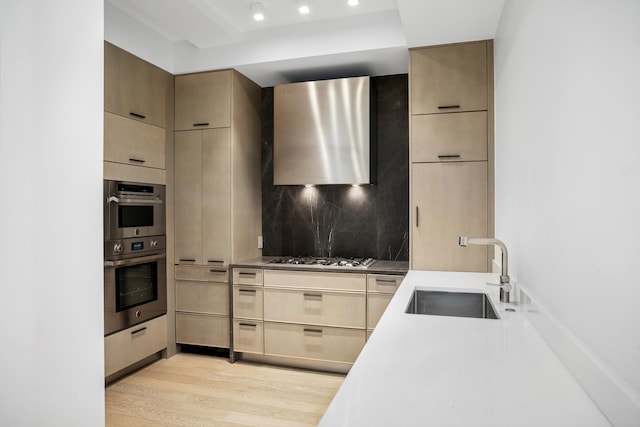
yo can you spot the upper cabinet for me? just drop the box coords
[104,42,171,129]
[174,71,232,131]
[411,41,488,115]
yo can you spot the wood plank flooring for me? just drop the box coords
[105,353,345,427]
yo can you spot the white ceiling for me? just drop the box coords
[105,0,505,87]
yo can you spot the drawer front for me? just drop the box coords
[232,268,263,286]
[411,111,487,163]
[367,293,394,329]
[367,274,404,294]
[233,320,264,354]
[232,286,263,319]
[176,280,229,315]
[264,322,365,364]
[105,315,167,377]
[104,111,166,169]
[263,288,365,328]
[175,264,228,283]
[264,269,366,292]
[175,312,229,348]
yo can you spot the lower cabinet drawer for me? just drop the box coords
[232,286,263,319]
[175,264,228,283]
[367,293,394,329]
[176,312,229,348]
[176,280,229,315]
[104,315,167,377]
[264,322,365,364]
[233,320,263,354]
[263,288,366,328]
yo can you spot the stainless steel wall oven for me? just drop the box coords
[104,180,167,336]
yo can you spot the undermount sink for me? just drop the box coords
[406,289,499,319]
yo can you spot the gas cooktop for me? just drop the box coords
[268,256,375,268]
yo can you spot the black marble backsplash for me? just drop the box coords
[261,74,409,261]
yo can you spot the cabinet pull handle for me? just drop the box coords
[129,112,146,119]
[131,327,147,335]
[238,289,257,294]
[207,259,224,264]
[209,269,226,273]
[193,122,209,127]
[303,293,323,299]
[239,322,257,328]
[179,258,196,263]
[303,328,323,334]
[376,278,398,284]
[239,272,257,277]
[128,157,146,163]
[437,105,460,109]
[437,154,461,159]
[415,206,419,228]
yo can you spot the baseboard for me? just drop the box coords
[518,284,640,427]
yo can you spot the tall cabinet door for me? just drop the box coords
[202,128,232,265]
[412,162,488,271]
[174,131,203,264]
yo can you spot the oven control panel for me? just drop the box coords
[104,235,166,259]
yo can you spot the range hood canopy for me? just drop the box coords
[274,76,371,186]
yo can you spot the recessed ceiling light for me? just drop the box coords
[298,0,310,14]
[348,0,359,6]
[250,2,265,21]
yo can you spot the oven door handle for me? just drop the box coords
[107,195,163,205]
[104,253,166,267]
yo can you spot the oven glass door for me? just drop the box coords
[118,204,155,229]
[116,261,158,311]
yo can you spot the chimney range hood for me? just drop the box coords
[274,76,372,186]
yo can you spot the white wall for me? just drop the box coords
[0,1,105,426]
[494,0,640,424]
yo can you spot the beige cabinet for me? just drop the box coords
[104,42,170,128]
[411,41,488,115]
[104,112,166,169]
[231,267,265,354]
[366,274,404,333]
[410,40,494,272]
[104,315,167,377]
[174,128,231,266]
[175,71,232,131]
[175,265,230,348]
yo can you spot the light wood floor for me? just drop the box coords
[105,353,345,427]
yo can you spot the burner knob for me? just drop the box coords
[113,243,123,253]
[150,240,158,248]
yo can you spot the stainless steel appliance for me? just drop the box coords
[268,256,375,268]
[103,180,167,336]
[104,180,165,240]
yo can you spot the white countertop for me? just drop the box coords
[319,270,610,427]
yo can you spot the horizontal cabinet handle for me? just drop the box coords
[131,327,147,335]
[437,154,461,159]
[193,122,209,127]
[179,259,196,263]
[238,323,257,328]
[207,260,224,264]
[238,289,257,294]
[303,293,323,299]
[303,328,323,334]
[128,157,146,163]
[239,272,257,277]
[129,112,146,119]
[376,278,398,284]
[209,269,226,274]
[437,105,460,109]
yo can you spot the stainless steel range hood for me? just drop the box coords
[274,76,371,185]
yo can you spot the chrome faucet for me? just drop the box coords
[458,236,512,303]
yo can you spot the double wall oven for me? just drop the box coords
[103,180,167,336]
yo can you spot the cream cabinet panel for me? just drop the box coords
[263,270,366,292]
[367,274,404,294]
[411,41,488,115]
[263,288,366,328]
[233,286,264,320]
[176,280,229,315]
[264,322,365,364]
[104,42,169,128]
[232,268,264,286]
[412,162,488,271]
[175,265,228,283]
[233,320,264,354]
[104,112,166,169]
[202,128,232,265]
[411,112,487,163]
[174,131,203,264]
[175,71,231,131]
[175,312,229,348]
[367,293,394,330]
[104,315,167,377]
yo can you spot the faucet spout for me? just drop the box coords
[458,236,511,302]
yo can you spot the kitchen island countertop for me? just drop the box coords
[319,270,610,426]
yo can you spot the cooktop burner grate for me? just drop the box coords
[268,256,375,268]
